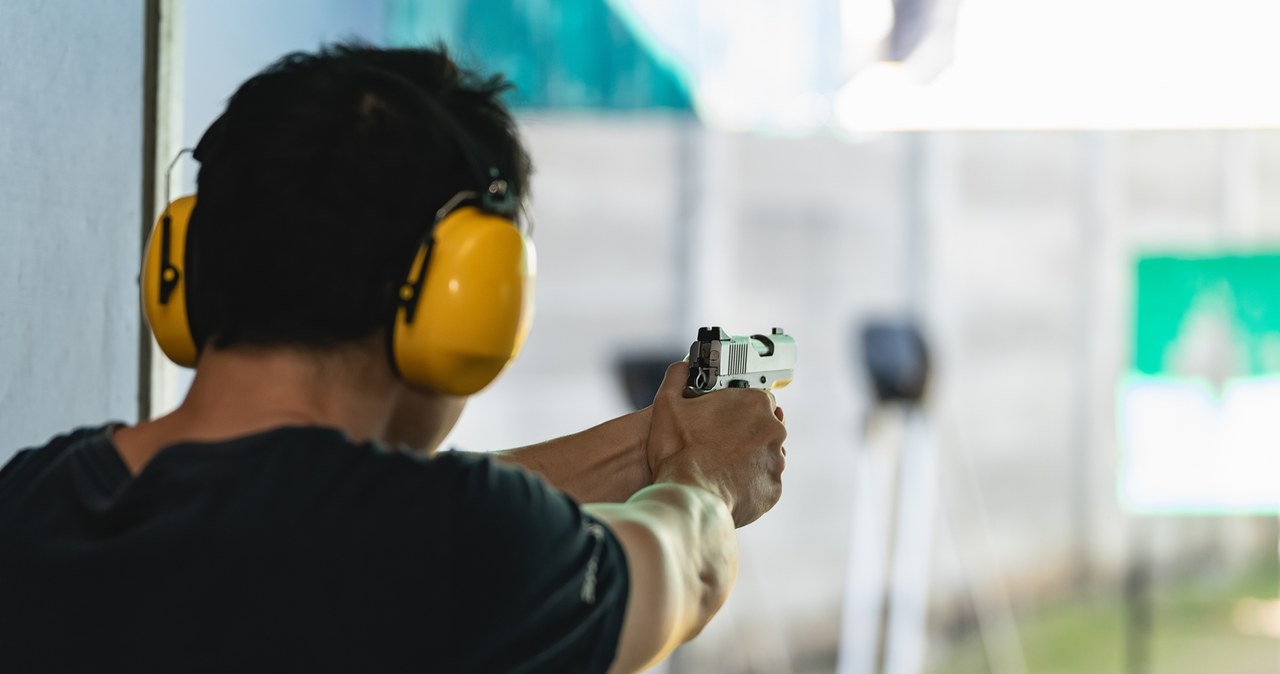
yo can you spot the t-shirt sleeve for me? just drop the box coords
[445,454,630,674]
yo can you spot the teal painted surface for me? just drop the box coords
[386,0,693,111]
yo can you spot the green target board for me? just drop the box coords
[1121,253,1280,514]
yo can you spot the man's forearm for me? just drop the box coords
[490,408,653,503]
[585,483,738,673]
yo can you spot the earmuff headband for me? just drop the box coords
[157,149,195,306]
[403,175,517,326]
[398,235,436,326]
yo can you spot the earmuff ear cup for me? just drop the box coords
[393,206,535,395]
[141,195,199,367]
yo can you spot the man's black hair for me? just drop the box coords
[185,43,532,351]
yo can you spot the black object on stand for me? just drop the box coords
[838,318,935,674]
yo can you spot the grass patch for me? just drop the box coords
[930,561,1278,674]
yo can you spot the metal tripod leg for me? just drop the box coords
[838,406,936,674]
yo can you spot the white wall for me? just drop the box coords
[0,1,146,458]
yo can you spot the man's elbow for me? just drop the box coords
[689,552,737,639]
[601,514,736,672]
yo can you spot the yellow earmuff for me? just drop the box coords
[139,193,536,396]
[392,205,536,395]
[141,195,200,368]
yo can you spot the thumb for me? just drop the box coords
[657,361,691,400]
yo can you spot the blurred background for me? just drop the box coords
[5,0,1280,672]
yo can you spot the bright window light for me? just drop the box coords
[618,0,1280,131]
[835,0,1280,130]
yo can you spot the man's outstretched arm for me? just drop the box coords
[490,408,653,503]
[586,363,787,673]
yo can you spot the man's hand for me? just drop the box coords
[646,362,787,527]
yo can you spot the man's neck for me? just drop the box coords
[114,342,399,474]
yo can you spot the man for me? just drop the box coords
[0,44,786,673]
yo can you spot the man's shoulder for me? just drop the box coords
[236,429,563,519]
[0,424,111,489]
[430,450,579,518]
[274,431,522,492]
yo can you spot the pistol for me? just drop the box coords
[685,327,797,396]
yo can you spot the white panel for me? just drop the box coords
[0,1,145,457]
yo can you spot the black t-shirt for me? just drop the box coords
[0,425,629,673]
